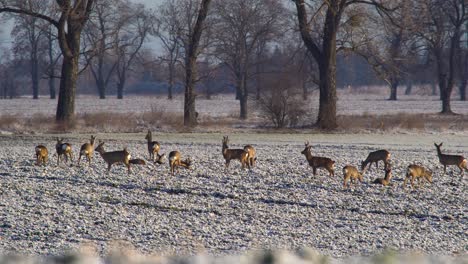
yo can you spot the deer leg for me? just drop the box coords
[403,176,408,189]
[127,163,131,175]
[375,161,378,169]
[312,167,317,176]
[410,177,415,189]
[88,156,91,166]
[107,164,112,174]
[443,165,447,174]
[57,154,60,166]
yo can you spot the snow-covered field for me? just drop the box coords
[1,93,468,118]
[0,132,466,259]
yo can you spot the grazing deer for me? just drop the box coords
[361,149,391,172]
[168,151,192,175]
[95,142,132,175]
[372,165,393,186]
[343,165,363,188]
[244,145,257,167]
[55,138,73,166]
[145,130,161,162]
[434,143,468,176]
[78,135,96,166]
[222,136,250,170]
[403,164,432,189]
[301,141,335,177]
[154,153,166,165]
[35,145,48,166]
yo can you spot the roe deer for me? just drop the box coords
[301,141,335,177]
[372,165,393,186]
[78,135,96,166]
[222,136,250,170]
[145,130,161,162]
[168,151,192,175]
[244,145,256,167]
[434,143,468,176]
[403,164,432,189]
[55,138,73,166]
[95,142,132,175]
[343,165,363,188]
[35,145,48,166]
[361,149,391,172]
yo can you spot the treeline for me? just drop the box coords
[0,0,466,129]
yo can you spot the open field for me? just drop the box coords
[2,93,468,133]
[0,132,466,259]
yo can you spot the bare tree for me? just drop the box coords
[292,0,395,129]
[114,2,152,99]
[212,0,285,120]
[1,0,95,123]
[83,0,121,99]
[154,1,184,100]
[183,0,212,127]
[414,0,467,114]
[9,0,50,99]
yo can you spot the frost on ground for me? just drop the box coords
[0,132,466,259]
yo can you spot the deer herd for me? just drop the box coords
[33,131,466,190]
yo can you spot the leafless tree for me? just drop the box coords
[182,0,212,127]
[292,0,396,129]
[114,2,152,99]
[212,0,285,120]
[1,0,95,123]
[9,0,50,99]
[153,1,184,100]
[414,0,467,114]
[83,0,121,99]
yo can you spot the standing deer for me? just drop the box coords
[55,138,73,166]
[361,149,391,172]
[78,135,96,166]
[434,143,468,176]
[403,164,433,189]
[168,151,192,175]
[95,142,132,175]
[35,145,48,166]
[145,130,161,162]
[222,136,250,170]
[372,165,393,186]
[244,145,256,167]
[301,141,335,177]
[343,165,363,188]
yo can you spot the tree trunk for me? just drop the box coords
[117,68,126,99]
[117,81,124,99]
[168,62,174,100]
[237,73,248,119]
[404,79,412,95]
[431,81,437,96]
[302,79,308,100]
[460,79,467,101]
[97,77,106,99]
[388,79,399,100]
[31,54,39,99]
[183,0,212,127]
[184,56,198,126]
[56,54,78,123]
[49,77,56,99]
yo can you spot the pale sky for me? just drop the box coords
[0,0,163,58]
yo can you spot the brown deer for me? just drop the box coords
[244,145,256,167]
[168,151,192,175]
[55,138,73,166]
[372,165,393,186]
[95,142,132,175]
[222,136,250,170]
[361,149,391,172]
[434,143,468,175]
[35,145,48,166]
[343,165,363,188]
[403,164,433,189]
[145,130,161,162]
[301,141,335,177]
[78,135,96,166]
